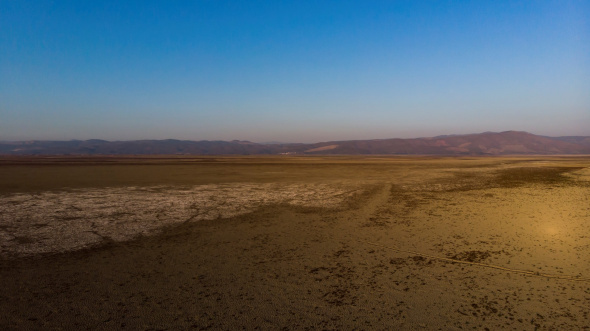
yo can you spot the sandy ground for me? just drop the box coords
[0,156,589,329]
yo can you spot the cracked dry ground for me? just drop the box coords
[1,156,589,330]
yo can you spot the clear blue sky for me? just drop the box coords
[1,1,588,142]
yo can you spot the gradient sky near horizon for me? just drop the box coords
[1,1,588,143]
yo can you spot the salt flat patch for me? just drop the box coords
[0,183,364,258]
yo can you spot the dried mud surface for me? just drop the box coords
[0,156,589,330]
[0,183,363,258]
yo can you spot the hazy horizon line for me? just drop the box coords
[2,130,589,145]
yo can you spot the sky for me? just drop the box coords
[1,1,589,143]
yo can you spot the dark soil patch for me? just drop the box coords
[448,250,493,263]
[494,167,582,187]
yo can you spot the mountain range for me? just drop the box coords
[1,131,589,156]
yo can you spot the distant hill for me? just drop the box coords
[1,131,589,155]
[548,136,590,147]
[301,131,590,155]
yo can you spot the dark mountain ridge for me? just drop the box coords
[1,131,589,155]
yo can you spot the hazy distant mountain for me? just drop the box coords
[1,131,589,155]
[301,131,590,155]
[547,136,590,147]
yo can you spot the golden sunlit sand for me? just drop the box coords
[0,156,589,329]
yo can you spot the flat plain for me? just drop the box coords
[1,155,589,329]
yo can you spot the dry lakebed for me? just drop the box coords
[0,155,589,329]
